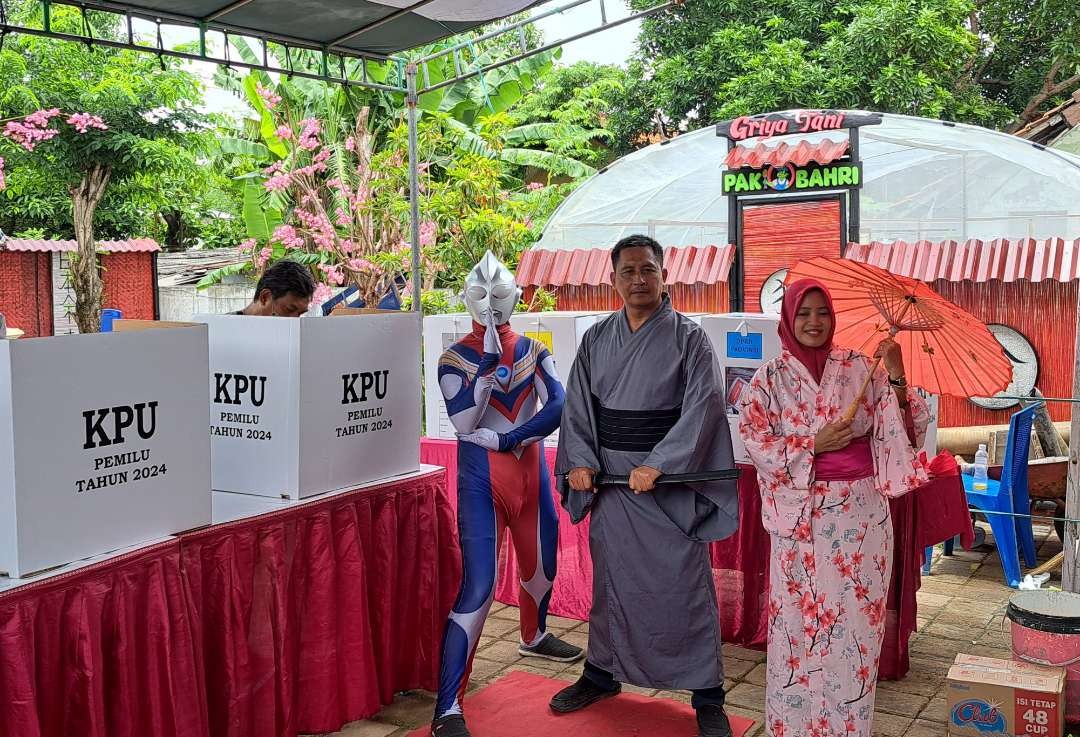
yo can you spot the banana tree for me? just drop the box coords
[442,112,606,180]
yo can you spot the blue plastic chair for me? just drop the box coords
[923,406,1037,586]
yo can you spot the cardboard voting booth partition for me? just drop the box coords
[699,314,783,464]
[0,322,211,577]
[422,312,606,443]
[197,312,421,499]
[423,313,474,441]
[698,313,940,463]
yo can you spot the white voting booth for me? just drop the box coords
[699,313,939,463]
[423,311,607,443]
[0,322,212,577]
[700,314,783,464]
[196,312,421,499]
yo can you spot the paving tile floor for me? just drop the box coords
[307,521,1068,737]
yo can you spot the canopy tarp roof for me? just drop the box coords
[20,0,548,57]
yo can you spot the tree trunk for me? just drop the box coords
[69,164,112,334]
[162,209,187,251]
[1021,388,1069,457]
[1017,59,1080,126]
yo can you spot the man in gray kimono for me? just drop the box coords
[550,234,739,737]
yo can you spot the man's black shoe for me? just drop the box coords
[431,714,471,737]
[549,675,621,714]
[696,704,734,737]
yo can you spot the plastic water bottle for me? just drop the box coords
[973,443,989,491]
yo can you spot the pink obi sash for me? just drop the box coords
[814,436,874,482]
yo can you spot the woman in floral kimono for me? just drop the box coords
[738,279,930,737]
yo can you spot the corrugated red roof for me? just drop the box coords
[725,138,850,170]
[517,245,735,287]
[844,238,1080,283]
[1,238,160,253]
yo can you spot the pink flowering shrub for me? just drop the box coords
[233,102,441,309]
[0,109,110,190]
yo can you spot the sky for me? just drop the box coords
[531,0,640,66]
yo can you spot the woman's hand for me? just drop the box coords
[874,337,905,381]
[814,418,854,453]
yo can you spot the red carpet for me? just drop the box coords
[407,670,756,737]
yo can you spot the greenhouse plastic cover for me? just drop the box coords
[534,112,1080,250]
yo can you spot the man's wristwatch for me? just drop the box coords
[888,374,907,388]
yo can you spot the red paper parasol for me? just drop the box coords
[785,257,1012,418]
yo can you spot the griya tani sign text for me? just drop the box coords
[79,401,165,493]
[716,110,883,141]
[722,162,863,196]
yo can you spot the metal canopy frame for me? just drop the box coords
[0,0,683,311]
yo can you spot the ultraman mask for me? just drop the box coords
[463,250,521,326]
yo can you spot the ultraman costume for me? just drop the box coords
[433,252,581,730]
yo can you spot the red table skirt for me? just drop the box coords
[0,469,460,737]
[420,438,970,681]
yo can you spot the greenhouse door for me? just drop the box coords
[738,197,844,312]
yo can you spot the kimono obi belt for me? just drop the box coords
[594,397,681,454]
[814,435,874,482]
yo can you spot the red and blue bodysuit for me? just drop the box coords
[434,321,565,719]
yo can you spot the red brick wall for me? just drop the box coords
[101,253,155,321]
[0,251,53,337]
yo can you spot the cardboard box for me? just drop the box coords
[0,322,211,577]
[423,312,607,444]
[946,654,1066,737]
[196,312,421,499]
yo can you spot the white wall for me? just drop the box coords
[159,285,251,322]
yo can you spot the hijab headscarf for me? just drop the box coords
[779,278,835,384]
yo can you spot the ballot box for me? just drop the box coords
[196,311,421,499]
[0,321,211,577]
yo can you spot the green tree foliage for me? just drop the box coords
[0,5,210,329]
[510,62,644,165]
[625,0,1079,133]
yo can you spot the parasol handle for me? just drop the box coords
[839,298,913,422]
[842,355,883,422]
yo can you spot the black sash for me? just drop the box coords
[594,396,681,453]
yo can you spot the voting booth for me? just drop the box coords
[422,313,473,440]
[699,314,783,463]
[699,313,939,462]
[423,311,606,443]
[197,312,421,499]
[0,322,211,577]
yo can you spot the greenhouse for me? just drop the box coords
[534,111,1080,250]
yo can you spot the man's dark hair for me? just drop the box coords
[253,259,316,300]
[611,234,664,270]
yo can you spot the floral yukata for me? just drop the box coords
[739,348,930,737]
